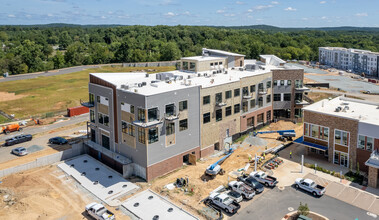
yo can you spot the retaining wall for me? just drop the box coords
[0,143,84,178]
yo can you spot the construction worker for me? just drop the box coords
[290,151,292,159]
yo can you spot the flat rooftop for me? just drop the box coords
[181,56,224,61]
[303,96,379,126]
[91,67,273,96]
[320,47,379,55]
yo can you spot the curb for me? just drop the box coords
[282,211,329,220]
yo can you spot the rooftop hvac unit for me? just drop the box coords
[213,71,216,74]
[142,82,147,86]
[224,70,228,74]
[150,83,158,87]
[198,73,201,77]
[178,75,183,80]
[335,106,342,112]
[239,67,244,71]
[145,73,149,78]
[138,83,142,87]
[121,84,129,90]
[151,80,159,83]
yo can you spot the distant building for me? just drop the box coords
[82,49,306,181]
[303,96,379,188]
[319,47,379,77]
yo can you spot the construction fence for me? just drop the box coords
[122,61,178,68]
[0,143,84,178]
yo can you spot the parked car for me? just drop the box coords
[5,134,32,146]
[49,137,68,145]
[85,202,115,220]
[237,174,264,193]
[250,171,278,187]
[295,178,325,197]
[226,191,243,203]
[12,147,28,156]
[228,181,255,200]
[205,192,241,214]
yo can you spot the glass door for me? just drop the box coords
[340,153,348,167]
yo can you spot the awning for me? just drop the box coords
[294,136,328,151]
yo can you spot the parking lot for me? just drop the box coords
[232,186,372,220]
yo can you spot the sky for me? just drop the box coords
[0,0,378,27]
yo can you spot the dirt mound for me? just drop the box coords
[0,92,26,102]
[268,121,298,131]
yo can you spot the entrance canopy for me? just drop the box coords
[294,136,328,151]
[366,150,379,169]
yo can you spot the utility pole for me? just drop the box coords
[301,155,304,173]
[254,154,257,171]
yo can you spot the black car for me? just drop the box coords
[5,134,32,146]
[237,174,264,193]
[49,137,68,145]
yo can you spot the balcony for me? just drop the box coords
[295,100,310,105]
[216,102,226,107]
[243,94,252,99]
[80,99,95,108]
[132,119,162,128]
[258,89,267,95]
[165,113,179,121]
[295,86,310,92]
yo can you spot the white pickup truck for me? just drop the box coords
[85,203,115,220]
[295,178,326,197]
[206,192,241,214]
[250,171,278,187]
[228,181,255,200]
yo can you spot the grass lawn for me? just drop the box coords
[0,66,176,118]
[0,115,11,124]
[306,92,337,103]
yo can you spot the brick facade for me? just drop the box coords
[304,110,359,168]
[200,145,215,158]
[368,166,378,188]
[240,105,273,132]
[146,146,200,181]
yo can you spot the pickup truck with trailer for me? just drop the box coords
[294,178,326,197]
[228,181,255,200]
[5,134,32,146]
[237,174,264,194]
[205,193,241,214]
[250,171,278,187]
[85,202,115,220]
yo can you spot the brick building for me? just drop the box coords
[303,96,379,188]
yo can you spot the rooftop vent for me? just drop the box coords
[121,84,129,90]
[224,70,228,74]
[239,67,244,71]
[138,83,142,87]
[335,106,342,112]
[145,73,149,78]
[142,82,147,86]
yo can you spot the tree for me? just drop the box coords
[160,42,181,61]
[52,51,65,69]
[64,41,86,66]
[297,202,309,216]
[59,31,72,49]
[0,31,8,42]
[42,43,53,59]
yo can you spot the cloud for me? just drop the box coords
[183,11,190,16]
[47,13,53,17]
[159,0,179,6]
[321,16,327,20]
[216,9,225,14]
[302,17,308,21]
[254,5,274,10]
[101,15,106,19]
[271,1,279,5]
[284,7,296,11]
[164,12,177,17]
[355,13,368,17]
[224,13,235,17]
[320,1,326,4]
[236,1,244,5]
[7,14,16,18]
[247,9,253,13]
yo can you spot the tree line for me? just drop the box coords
[0,25,378,74]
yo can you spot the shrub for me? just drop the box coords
[297,202,309,216]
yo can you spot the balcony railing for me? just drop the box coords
[295,100,310,105]
[295,86,310,91]
[216,102,226,107]
[80,99,95,108]
[258,89,267,95]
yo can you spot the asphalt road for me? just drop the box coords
[231,186,372,220]
[0,113,88,143]
[309,89,379,103]
[0,65,100,82]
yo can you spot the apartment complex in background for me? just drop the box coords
[302,96,379,188]
[319,47,379,77]
[82,49,306,181]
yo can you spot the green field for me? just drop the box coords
[0,115,11,124]
[0,66,176,118]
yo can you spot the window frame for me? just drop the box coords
[203,95,210,105]
[179,119,188,131]
[216,109,223,122]
[179,100,188,111]
[166,122,175,135]
[225,106,232,116]
[234,88,240,97]
[203,112,211,124]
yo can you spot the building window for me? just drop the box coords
[234,88,240,97]
[148,108,158,122]
[323,127,329,140]
[234,104,240,114]
[358,135,365,150]
[89,93,95,104]
[103,115,109,126]
[367,137,374,151]
[280,80,284,86]
[335,129,348,146]
[179,119,188,131]
[242,101,248,113]
[225,106,232,116]
[250,99,256,108]
[266,95,271,103]
[295,80,303,88]
[242,87,249,96]
[266,81,271,88]
[267,110,271,122]
[148,128,159,144]
[311,125,319,138]
[250,85,256,93]
[274,80,277,86]
[258,83,264,92]
[165,104,175,117]
[128,124,135,137]
[122,121,127,133]
[138,108,145,122]
[304,123,309,136]
[216,109,222,122]
[342,132,348,146]
[90,110,95,123]
[166,122,175,135]
[97,96,100,103]
[203,95,210,105]
[203,112,211,124]
[287,80,292,86]
[284,94,291,101]
[189,62,196,71]
[215,93,222,104]
[179,100,187,111]
[274,94,281,101]
[247,117,254,127]
[130,105,135,114]
[225,90,232,99]
[182,62,188,70]
[258,97,263,107]
[138,128,146,144]
[257,113,264,124]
